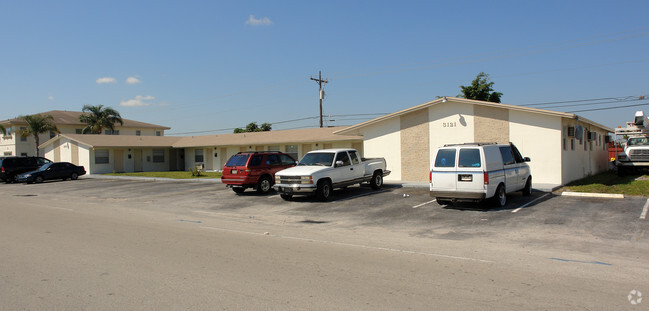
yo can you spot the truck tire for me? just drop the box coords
[370,171,383,190]
[316,180,332,201]
[492,184,506,207]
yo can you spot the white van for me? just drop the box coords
[429,142,532,207]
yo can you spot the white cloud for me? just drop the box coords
[48,95,54,101]
[246,14,272,26]
[126,76,141,84]
[96,77,116,84]
[120,95,155,107]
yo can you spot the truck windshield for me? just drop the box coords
[627,137,649,146]
[298,153,335,166]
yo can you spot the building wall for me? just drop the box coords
[560,118,610,185]
[400,111,429,181]
[474,105,509,143]
[362,117,402,180]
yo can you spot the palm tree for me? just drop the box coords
[20,114,59,156]
[79,105,124,134]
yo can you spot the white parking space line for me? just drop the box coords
[412,199,436,209]
[641,199,649,220]
[512,193,551,213]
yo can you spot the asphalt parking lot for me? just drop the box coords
[4,176,647,255]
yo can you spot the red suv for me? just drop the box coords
[221,151,297,194]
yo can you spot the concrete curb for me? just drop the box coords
[561,191,624,199]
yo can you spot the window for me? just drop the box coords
[225,154,249,167]
[563,138,566,150]
[434,149,456,167]
[104,129,119,135]
[136,130,141,136]
[284,145,298,160]
[155,131,161,136]
[249,155,263,166]
[510,144,525,163]
[267,154,282,166]
[194,149,204,163]
[50,131,56,139]
[280,154,296,165]
[458,149,481,167]
[349,151,360,165]
[268,146,280,152]
[95,149,109,164]
[571,139,575,150]
[3,127,11,137]
[499,147,515,165]
[20,127,27,142]
[3,151,12,156]
[152,149,165,163]
[75,129,82,134]
[334,151,351,167]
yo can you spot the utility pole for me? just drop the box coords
[310,71,328,128]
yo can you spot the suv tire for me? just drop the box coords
[256,176,272,194]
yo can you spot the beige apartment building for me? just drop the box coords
[0,110,170,157]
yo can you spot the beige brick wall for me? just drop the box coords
[400,111,429,181]
[474,105,509,143]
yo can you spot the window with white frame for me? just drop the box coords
[194,149,204,163]
[284,145,298,160]
[156,131,161,136]
[95,149,109,164]
[136,130,141,136]
[152,149,165,163]
[268,146,280,152]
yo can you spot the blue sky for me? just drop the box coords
[1,1,648,134]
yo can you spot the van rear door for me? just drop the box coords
[455,148,485,193]
[430,148,457,192]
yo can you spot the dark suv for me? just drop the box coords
[0,156,53,183]
[221,151,297,194]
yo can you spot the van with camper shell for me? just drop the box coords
[429,142,532,207]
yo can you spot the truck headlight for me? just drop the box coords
[301,176,313,184]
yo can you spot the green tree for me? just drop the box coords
[79,105,124,134]
[458,72,503,103]
[233,122,272,133]
[19,114,59,156]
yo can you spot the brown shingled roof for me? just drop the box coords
[1,110,170,129]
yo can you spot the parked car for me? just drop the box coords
[17,162,86,184]
[273,149,390,201]
[221,151,297,194]
[429,142,531,207]
[0,156,53,183]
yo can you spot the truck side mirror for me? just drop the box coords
[524,157,531,162]
[335,160,344,167]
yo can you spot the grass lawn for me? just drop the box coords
[105,171,222,179]
[561,171,649,196]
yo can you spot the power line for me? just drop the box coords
[567,102,649,113]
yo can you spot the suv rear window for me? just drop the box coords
[434,149,456,167]
[225,154,250,167]
[458,149,481,167]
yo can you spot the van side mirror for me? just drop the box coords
[335,160,344,167]
[524,157,531,162]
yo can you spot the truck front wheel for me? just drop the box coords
[370,171,383,190]
[316,180,332,201]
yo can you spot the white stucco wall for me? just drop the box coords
[362,118,401,181]
[509,111,562,186]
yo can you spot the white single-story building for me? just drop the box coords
[335,97,613,190]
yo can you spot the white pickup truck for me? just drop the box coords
[273,149,390,201]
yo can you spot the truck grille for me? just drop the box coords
[279,176,304,184]
[629,149,649,161]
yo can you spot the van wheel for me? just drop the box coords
[280,193,293,200]
[436,198,452,206]
[316,180,332,201]
[522,177,532,196]
[256,176,272,194]
[232,187,245,194]
[370,172,383,190]
[493,184,506,207]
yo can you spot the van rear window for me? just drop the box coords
[434,149,456,167]
[225,154,250,167]
[458,149,481,167]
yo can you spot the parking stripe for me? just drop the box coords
[641,199,649,220]
[412,199,436,208]
[512,193,550,213]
